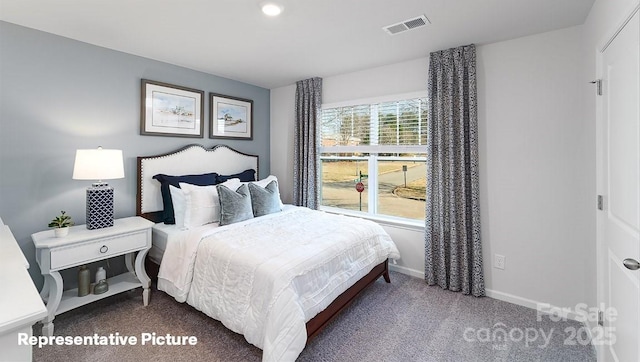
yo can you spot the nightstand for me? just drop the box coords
[32,216,154,336]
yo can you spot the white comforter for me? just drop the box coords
[157,206,400,362]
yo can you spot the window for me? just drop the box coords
[320,93,427,222]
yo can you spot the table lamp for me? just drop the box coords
[72,147,124,229]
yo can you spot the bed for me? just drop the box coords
[136,144,400,361]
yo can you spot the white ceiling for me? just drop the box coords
[0,0,595,89]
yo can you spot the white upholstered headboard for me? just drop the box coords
[136,144,259,222]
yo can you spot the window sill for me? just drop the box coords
[319,206,425,231]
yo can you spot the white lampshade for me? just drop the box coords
[73,148,124,181]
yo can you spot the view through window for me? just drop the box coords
[320,95,427,221]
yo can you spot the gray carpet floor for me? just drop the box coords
[32,272,595,362]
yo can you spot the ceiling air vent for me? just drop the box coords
[383,15,430,35]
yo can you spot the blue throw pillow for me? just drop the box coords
[153,172,218,224]
[217,169,256,183]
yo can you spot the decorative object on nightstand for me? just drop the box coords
[77,265,90,297]
[95,266,106,283]
[93,266,108,294]
[48,211,73,238]
[93,280,109,295]
[72,147,124,230]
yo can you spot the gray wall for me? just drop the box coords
[271,27,593,312]
[0,21,271,289]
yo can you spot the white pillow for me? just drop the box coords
[244,175,284,208]
[179,178,242,229]
[169,185,187,229]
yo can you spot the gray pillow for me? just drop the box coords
[217,184,254,226]
[248,180,282,217]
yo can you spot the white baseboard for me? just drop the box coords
[389,264,424,279]
[484,289,542,313]
[485,288,594,324]
[389,266,593,327]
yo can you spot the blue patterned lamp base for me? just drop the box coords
[86,183,114,230]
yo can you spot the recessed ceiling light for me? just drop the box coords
[261,2,283,16]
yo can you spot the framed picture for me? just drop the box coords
[140,79,204,138]
[209,93,253,140]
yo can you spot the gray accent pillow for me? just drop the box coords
[248,180,282,217]
[217,184,254,226]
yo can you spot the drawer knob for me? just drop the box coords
[99,245,108,253]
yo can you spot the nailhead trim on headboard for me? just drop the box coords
[136,144,259,221]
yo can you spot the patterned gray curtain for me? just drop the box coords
[425,44,485,297]
[294,77,322,209]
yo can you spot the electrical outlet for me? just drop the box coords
[598,310,604,326]
[495,254,506,270]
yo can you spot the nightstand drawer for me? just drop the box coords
[50,230,148,270]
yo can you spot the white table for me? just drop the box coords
[1,222,47,362]
[32,216,153,336]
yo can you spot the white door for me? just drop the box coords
[599,8,640,362]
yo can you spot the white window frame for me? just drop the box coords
[319,91,427,228]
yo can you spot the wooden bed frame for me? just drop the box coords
[136,144,391,343]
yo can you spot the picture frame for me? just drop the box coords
[209,93,253,140]
[140,79,204,138]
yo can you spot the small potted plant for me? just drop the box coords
[48,211,73,237]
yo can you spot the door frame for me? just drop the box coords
[595,3,640,361]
